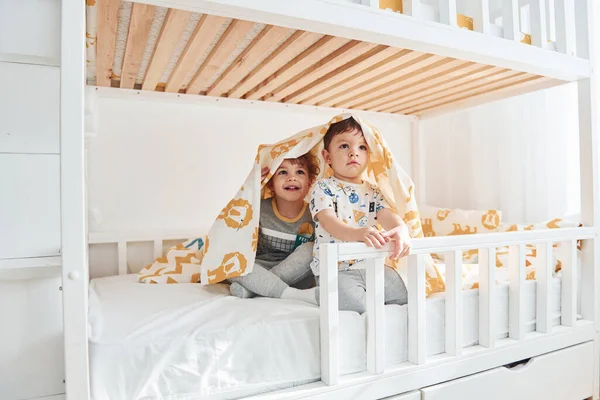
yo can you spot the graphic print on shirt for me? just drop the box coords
[309,177,390,275]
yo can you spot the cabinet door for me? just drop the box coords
[0,0,61,62]
[0,276,65,399]
[0,154,61,259]
[0,62,60,154]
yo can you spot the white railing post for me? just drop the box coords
[508,244,526,340]
[554,0,575,55]
[535,242,553,333]
[478,247,496,347]
[503,0,520,41]
[403,0,421,18]
[153,239,163,259]
[561,239,578,327]
[408,254,426,365]
[320,244,339,385]
[118,241,127,275]
[530,0,548,47]
[473,0,491,34]
[445,250,463,356]
[366,257,386,374]
[438,0,457,27]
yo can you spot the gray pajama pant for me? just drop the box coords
[315,266,408,314]
[228,241,314,298]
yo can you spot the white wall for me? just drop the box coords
[87,89,413,277]
[420,83,580,223]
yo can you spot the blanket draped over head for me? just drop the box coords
[138,114,445,295]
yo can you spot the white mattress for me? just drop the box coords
[88,274,563,400]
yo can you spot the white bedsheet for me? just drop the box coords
[88,274,562,400]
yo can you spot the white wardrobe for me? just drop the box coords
[0,1,65,399]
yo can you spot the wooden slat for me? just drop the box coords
[478,247,495,348]
[206,25,290,97]
[530,0,549,47]
[377,63,493,112]
[536,242,553,333]
[320,244,339,385]
[266,40,377,103]
[346,58,468,110]
[503,0,520,41]
[561,239,578,327]
[408,254,426,365]
[404,74,543,114]
[318,52,436,107]
[366,257,385,375]
[165,14,228,93]
[228,31,321,99]
[411,76,556,116]
[187,19,256,95]
[291,46,406,104]
[394,68,520,113]
[142,9,192,91]
[508,244,526,340]
[438,0,457,27]
[120,3,155,89]
[96,0,121,86]
[245,36,350,101]
[118,241,127,275]
[445,250,463,356]
[473,0,491,34]
[555,0,576,56]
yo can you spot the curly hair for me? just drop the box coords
[267,151,321,190]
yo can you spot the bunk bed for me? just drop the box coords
[59,0,599,399]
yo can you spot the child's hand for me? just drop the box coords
[381,226,411,260]
[358,227,387,249]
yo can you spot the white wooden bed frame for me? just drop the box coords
[60,0,599,399]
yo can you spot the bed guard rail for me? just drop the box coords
[318,226,596,385]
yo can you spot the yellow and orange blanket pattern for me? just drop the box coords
[139,114,445,294]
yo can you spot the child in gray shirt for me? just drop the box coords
[229,153,320,304]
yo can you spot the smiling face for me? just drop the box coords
[322,128,369,184]
[270,159,311,203]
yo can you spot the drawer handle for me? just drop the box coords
[503,357,535,371]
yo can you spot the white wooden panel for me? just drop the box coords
[530,0,548,47]
[421,341,594,400]
[473,0,491,34]
[554,0,575,55]
[560,239,577,326]
[118,242,128,275]
[503,0,520,40]
[0,0,61,64]
[320,244,339,385]
[444,250,462,356]
[403,0,421,17]
[408,254,426,365]
[366,257,385,374]
[86,90,412,239]
[0,277,65,399]
[0,62,60,154]
[0,154,61,258]
[478,247,495,347]
[61,1,91,398]
[381,391,421,400]
[508,244,526,339]
[438,0,457,27]
[535,242,552,333]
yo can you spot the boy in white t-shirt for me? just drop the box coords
[310,117,410,313]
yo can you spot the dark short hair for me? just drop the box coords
[323,117,363,151]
